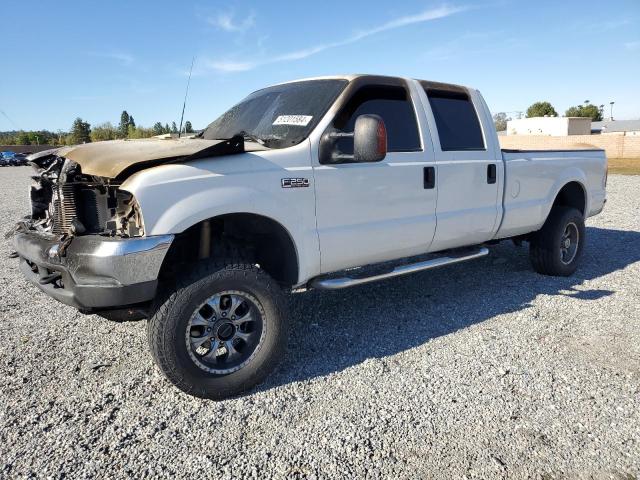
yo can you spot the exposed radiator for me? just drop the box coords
[51,183,77,235]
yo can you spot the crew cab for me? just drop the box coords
[12,75,607,399]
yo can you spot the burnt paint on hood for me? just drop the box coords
[28,136,250,180]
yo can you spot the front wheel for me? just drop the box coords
[147,262,288,399]
[529,207,585,276]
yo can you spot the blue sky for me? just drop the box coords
[2,0,639,131]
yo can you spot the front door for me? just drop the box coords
[313,79,437,274]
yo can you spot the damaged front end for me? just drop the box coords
[11,151,173,313]
[27,153,144,240]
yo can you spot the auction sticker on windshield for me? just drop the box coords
[273,115,312,126]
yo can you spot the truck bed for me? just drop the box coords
[495,149,607,239]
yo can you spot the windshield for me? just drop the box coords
[201,79,348,148]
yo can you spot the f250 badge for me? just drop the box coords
[281,178,310,188]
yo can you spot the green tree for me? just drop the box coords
[119,110,130,138]
[127,125,155,139]
[492,112,509,131]
[164,123,170,134]
[184,121,194,133]
[171,121,178,134]
[129,115,136,129]
[526,101,558,118]
[565,102,603,121]
[90,122,118,142]
[69,117,91,144]
[16,131,32,145]
[152,122,164,135]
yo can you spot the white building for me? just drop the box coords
[506,117,591,136]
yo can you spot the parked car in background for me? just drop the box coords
[1,151,16,166]
[0,151,29,166]
[13,153,28,166]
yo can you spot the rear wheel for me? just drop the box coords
[529,207,585,276]
[148,262,288,399]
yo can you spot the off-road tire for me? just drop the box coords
[529,207,585,276]
[147,261,288,399]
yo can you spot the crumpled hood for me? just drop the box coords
[28,136,246,179]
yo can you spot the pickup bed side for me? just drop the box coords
[497,149,607,239]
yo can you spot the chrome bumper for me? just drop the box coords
[13,232,173,310]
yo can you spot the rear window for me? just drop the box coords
[425,89,485,151]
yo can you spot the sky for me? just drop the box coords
[1,0,639,131]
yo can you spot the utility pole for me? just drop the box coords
[609,101,615,121]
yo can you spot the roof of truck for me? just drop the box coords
[271,74,470,91]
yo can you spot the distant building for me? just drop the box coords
[506,117,591,136]
[591,119,640,136]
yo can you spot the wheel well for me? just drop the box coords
[552,182,586,215]
[158,213,299,287]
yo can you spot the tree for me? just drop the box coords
[16,131,32,145]
[171,121,178,134]
[69,117,91,144]
[119,111,130,138]
[129,115,136,129]
[526,101,558,118]
[90,122,118,142]
[164,123,170,134]
[127,124,155,139]
[565,102,603,121]
[184,121,194,133]
[492,112,510,132]
[152,122,164,135]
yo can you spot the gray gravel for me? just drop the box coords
[1,166,639,479]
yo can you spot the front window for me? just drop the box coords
[332,84,421,153]
[201,79,348,149]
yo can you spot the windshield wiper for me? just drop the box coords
[233,130,265,146]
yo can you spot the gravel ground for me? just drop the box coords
[0,166,638,479]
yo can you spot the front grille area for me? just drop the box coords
[51,184,78,235]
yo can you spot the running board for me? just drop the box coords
[310,247,489,290]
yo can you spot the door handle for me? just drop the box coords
[487,164,497,184]
[423,166,435,189]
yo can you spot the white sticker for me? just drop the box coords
[273,115,312,126]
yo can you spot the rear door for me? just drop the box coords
[417,82,502,251]
[313,78,437,274]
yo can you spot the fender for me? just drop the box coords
[539,167,588,229]
[121,147,321,283]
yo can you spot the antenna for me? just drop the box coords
[178,56,196,138]
[0,108,20,130]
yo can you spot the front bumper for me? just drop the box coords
[13,232,173,310]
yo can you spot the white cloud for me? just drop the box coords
[624,40,640,51]
[207,11,256,32]
[92,52,135,66]
[203,59,255,72]
[204,4,468,73]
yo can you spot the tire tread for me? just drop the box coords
[147,260,287,399]
[529,206,584,277]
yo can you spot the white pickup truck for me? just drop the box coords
[13,75,607,399]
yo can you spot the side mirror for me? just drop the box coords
[319,114,387,164]
[353,114,387,163]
